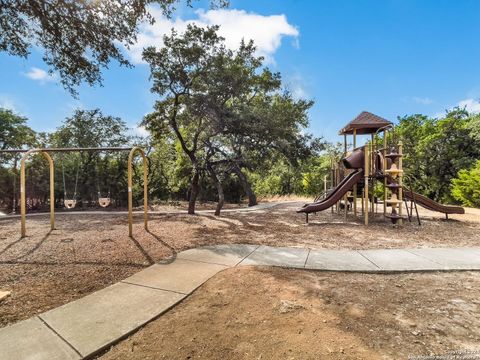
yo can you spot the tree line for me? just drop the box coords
[1,105,480,213]
[0,26,325,215]
[1,11,479,211]
[396,108,480,207]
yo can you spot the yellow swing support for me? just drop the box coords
[6,146,148,237]
[128,147,149,237]
[20,149,55,237]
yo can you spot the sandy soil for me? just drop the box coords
[0,202,479,328]
[99,267,480,360]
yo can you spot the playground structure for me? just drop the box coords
[0,146,149,237]
[299,111,465,224]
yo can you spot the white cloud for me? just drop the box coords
[286,73,309,99]
[432,97,480,118]
[412,96,433,105]
[458,98,480,114]
[134,125,150,138]
[24,67,56,83]
[128,8,299,64]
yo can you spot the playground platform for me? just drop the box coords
[2,244,480,359]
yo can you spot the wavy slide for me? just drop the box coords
[403,190,465,215]
[298,169,364,214]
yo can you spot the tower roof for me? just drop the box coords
[339,111,393,135]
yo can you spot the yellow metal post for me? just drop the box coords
[398,141,403,226]
[370,134,375,214]
[364,142,369,225]
[128,147,149,237]
[331,158,334,213]
[343,134,348,219]
[20,149,55,237]
[353,129,357,217]
[383,129,388,218]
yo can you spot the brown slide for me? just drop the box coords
[298,169,364,214]
[304,169,362,208]
[404,190,465,215]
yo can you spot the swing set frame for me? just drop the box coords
[1,146,148,238]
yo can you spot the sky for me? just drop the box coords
[1,0,480,142]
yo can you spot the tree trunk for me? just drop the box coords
[188,170,200,214]
[207,163,224,216]
[233,165,257,207]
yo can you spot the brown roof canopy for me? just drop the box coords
[339,111,393,135]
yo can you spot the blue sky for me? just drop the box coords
[1,0,480,142]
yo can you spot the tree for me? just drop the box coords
[397,109,480,203]
[0,0,228,95]
[52,109,130,148]
[0,108,37,211]
[143,25,226,214]
[451,160,480,208]
[208,91,320,209]
[50,109,132,205]
[0,108,36,151]
[143,25,320,214]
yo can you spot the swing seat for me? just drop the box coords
[64,199,77,209]
[98,198,111,208]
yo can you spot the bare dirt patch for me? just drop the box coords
[98,267,480,360]
[0,202,479,327]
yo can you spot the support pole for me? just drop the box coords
[343,134,348,219]
[20,149,55,237]
[331,159,334,214]
[364,142,370,225]
[128,147,149,237]
[371,134,375,214]
[383,129,387,218]
[398,141,403,226]
[353,129,357,218]
[336,166,340,214]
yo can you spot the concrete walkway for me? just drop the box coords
[2,244,480,359]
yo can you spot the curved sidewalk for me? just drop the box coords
[2,244,480,359]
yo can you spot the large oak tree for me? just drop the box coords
[0,0,227,95]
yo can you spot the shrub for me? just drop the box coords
[451,160,480,208]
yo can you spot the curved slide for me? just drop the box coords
[403,190,465,215]
[383,171,465,215]
[298,169,364,214]
[304,169,362,208]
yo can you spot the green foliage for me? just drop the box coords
[143,24,321,212]
[0,108,37,209]
[0,0,228,95]
[451,160,480,207]
[0,108,36,152]
[397,108,480,204]
[49,109,132,205]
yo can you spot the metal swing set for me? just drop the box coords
[1,146,148,238]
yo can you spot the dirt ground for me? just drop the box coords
[0,202,479,328]
[99,267,480,360]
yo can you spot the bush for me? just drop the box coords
[451,160,480,208]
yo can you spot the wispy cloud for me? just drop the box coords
[458,98,480,113]
[432,97,480,118]
[412,96,434,105]
[23,67,56,83]
[127,7,299,64]
[286,72,309,100]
